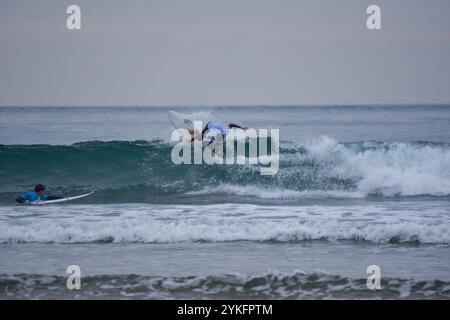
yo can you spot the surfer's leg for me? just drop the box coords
[15,197,26,203]
[202,122,211,134]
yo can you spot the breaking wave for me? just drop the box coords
[0,203,449,244]
[1,137,450,205]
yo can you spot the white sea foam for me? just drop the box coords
[3,271,448,299]
[216,136,450,198]
[187,184,366,199]
[0,203,449,244]
[302,136,450,196]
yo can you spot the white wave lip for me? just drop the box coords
[0,204,449,244]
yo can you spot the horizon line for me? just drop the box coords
[1,103,450,108]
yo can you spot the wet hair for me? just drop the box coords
[35,184,46,193]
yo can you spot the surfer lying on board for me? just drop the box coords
[189,121,249,143]
[16,184,64,203]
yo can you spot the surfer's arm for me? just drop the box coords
[228,123,248,130]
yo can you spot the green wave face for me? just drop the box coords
[1,138,450,204]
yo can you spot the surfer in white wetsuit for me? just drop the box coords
[189,121,248,144]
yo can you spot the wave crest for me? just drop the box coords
[1,138,450,203]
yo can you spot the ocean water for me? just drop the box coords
[0,105,449,299]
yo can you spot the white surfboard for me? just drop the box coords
[168,110,194,130]
[168,110,217,145]
[29,191,94,205]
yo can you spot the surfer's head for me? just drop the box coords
[35,184,45,196]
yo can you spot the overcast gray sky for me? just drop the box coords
[0,0,449,106]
